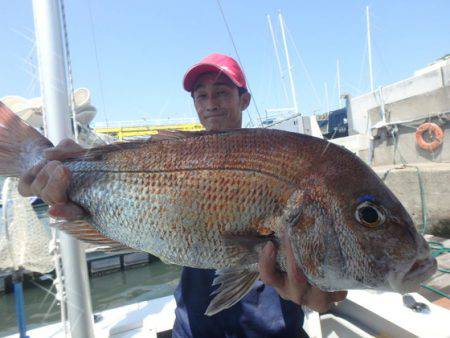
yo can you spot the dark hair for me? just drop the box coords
[238,87,248,96]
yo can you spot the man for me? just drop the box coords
[18,53,346,337]
[173,53,346,337]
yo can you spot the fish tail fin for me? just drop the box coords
[0,102,53,177]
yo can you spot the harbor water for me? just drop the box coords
[0,261,181,336]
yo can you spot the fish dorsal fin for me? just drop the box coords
[151,129,235,141]
[55,220,134,252]
[61,128,249,162]
[205,268,259,316]
[61,141,148,162]
[151,130,200,140]
[61,129,232,162]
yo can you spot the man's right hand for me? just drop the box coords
[18,138,88,221]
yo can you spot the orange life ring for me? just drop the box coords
[415,122,444,151]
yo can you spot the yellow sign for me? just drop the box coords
[95,123,204,141]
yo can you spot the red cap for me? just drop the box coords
[183,53,247,92]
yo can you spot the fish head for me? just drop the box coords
[334,188,437,294]
[287,149,437,294]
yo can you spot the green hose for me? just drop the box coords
[411,166,449,299]
[385,130,449,299]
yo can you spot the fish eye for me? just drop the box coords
[355,201,385,228]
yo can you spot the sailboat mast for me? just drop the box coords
[366,6,375,92]
[32,1,95,337]
[278,11,299,115]
[267,14,290,104]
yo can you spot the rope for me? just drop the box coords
[87,0,110,130]
[59,0,78,142]
[390,126,407,165]
[267,14,290,106]
[357,39,368,93]
[215,0,261,127]
[285,25,322,109]
[61,0,112,147]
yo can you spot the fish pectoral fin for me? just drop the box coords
[222,232,275,265]
[205,268,259,316]
[54,220,135,252]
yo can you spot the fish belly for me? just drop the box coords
[69,169,290,269]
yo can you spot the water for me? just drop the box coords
[0,262,181,336]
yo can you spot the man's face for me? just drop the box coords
[192,72,250,131]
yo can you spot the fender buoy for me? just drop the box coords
[415,122,444,152]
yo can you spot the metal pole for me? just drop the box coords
[267,14,290,105]
[51,228,68,336]
[278,11,299,115]
[366,6,375,92]
[336,59,342,106]
[32,1,95,337]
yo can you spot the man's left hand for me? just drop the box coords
[258,233,347,313]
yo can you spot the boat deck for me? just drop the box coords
[5,290,450,338]
[5,296,176,338]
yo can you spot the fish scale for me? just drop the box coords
[68,167,290,268]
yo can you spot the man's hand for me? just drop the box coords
[259,233,347,312]
[18,138,88,221]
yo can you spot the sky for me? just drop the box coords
[0,0,449,127]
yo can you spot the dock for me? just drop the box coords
[87,250,159,277]
[0,250,160,294]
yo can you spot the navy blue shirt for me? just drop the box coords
[173,267,308,338]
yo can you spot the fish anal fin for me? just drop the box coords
[205,268,259,316]
[55,220,134,252]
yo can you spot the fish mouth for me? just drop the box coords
[403,256,437,284]
[389,256,437,293]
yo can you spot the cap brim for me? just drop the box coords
[183,63,241,92]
